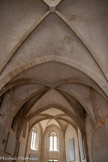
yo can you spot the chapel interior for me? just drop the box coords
[0,0,108,162]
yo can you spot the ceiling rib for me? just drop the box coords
[55,11,108,82]
[55,78,108,100]
[0,11,50,75]
[57,88,96,128]
[29,116,77,132]
[12,87,49,117]
[0,55,107,97]
[0,79,50,96]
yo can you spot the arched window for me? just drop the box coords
[49,132,58,151]
[31,127,37,150]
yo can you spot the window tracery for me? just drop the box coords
[49,131,58,151]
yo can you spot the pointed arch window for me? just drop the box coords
[49,132,58,151]
[31,127,37,151]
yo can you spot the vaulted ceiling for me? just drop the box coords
[0,0,108,137]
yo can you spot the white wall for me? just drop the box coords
[65,125,80,162]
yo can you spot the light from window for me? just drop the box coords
[31,127,37,150]
[78,129,85,160]
[49,132,58,151]
[68,138,75,161]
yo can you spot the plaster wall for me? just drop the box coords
[43,125,65,162]
[86,115,108,162]
[78,129,86,162]
[25,124,42,162]
[65,125,80,162]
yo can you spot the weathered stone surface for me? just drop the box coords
[0,0,108,162]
